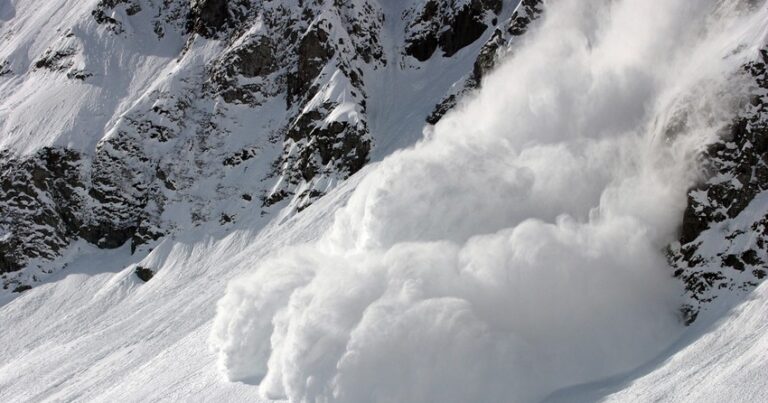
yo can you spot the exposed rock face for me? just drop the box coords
[0,148,85,274]
[237,1,386,210]
[473,0,543,80]
[134,266,154,282]
[404,0,502,62]
[0,61,10,76]
[427,0,544,124]
[92,0,187,38]
[671,48,768,323]
[187,0,231,37]
[507,0,543,36]
[209,36,279,105]
[2,0,519,290]
[93,0,144,34]
[439,0,502,57]
[86,137,153,249]
[187,0,260,38]
[32,30,94,81]
[0,141,158,280]
[4,0,766,327]
[271,101,372,209]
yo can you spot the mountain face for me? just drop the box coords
[0,0,542,290]
[2,0,768,401]
[2,0,764,323]
[673,46,768,322]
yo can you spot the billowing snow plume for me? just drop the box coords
[211,0,765,401]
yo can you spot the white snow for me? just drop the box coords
[600,282,768,403]
[545,280,768,403]
[210,1,768,402]
[0,0,186,155]
[0,170,363,402]
[1,0,768,402]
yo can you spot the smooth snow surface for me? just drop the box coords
[545,281,768,403]
[601,282,768,403]
[211,1,768,402]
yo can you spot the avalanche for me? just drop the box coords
[210,0,768,402]
[0,0,768,402]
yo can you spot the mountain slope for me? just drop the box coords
[1,0,537,292]
[2,0,768,402]
[545,281,768,403]
[0,174,359,401]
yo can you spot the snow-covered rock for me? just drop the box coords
[1,0,528,291]
[2,0,768,401]
[672,46,768,323]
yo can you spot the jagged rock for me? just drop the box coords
[288,24,334,105]
[186,0,254,38]
[428,0,544,124]
[91,0,142,33]
[0,138,161,273]
[405,0,501,62]
[85,138,151,248]
[0,148,85,273]
[0,60,12,76]
[508,0,544,36]
[671,48,768,321]
[12,285,32,293]
[230,38,277,78]
[34,47,76,71]
[209,36,280,105]
[187,0,229,37]
[471,28,505,82]
[266,100,371,209]
[223,148,260,167]
[405,0,440,61]
[0,0,500,287]
[92,0,129,34]
[93,0,188,38]
[439,0,501,57]
[134,266,154,282]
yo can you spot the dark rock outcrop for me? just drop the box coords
[428,0,544,124]
[405,0,502,62]
[0,148,85,274]
[671,48,768,322]
[288,24,335,106]
[187,0,230,37]
[92,0,189,39]
[439,0,502,57]
[134,266,154,282]
[1,0,509,288]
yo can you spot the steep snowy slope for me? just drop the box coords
[0,172,362,401]
[1,0,535,292]
[602,283,768,403]
[207,1,768,401]
[545,281,768,403]
[2,0,768,402]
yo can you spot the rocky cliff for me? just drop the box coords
[0,0,542,292]
[2,0,767,328]
[672,46,768,323]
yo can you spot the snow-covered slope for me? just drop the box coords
[1,0,533,290]
[2,0,768,402]
[545,281,768,403]
[601,283,768,403]
[0,172,360,401]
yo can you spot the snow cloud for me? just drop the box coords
[211,0,763,401]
